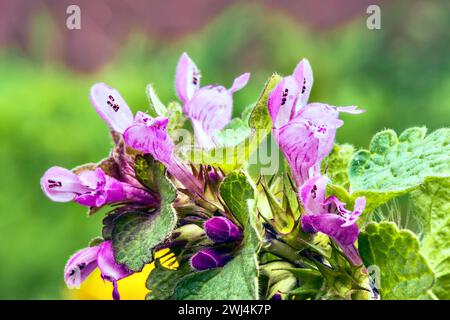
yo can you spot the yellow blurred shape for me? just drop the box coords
[66,248,179,300]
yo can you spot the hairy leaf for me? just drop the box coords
[411,178,450,299]
[348,127,450,212]
[358,221,434,299]
[322,144,354,189]
[112,158,177,271]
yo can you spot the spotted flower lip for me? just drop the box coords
[64,240,132,300]
[204,216,243,243]
[41,166,157,207]
[299,176,366,265]
[176,52,250,149]
[90,83,135,134]
[268,58,364,187]
[90,83,157,136]
[190,248,229,271]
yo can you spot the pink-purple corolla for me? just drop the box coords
[268,59,363,187]
[268,58,365,264]
[299,176,366,265]
[176,52,250,149]
[64,240,132,300]
[40,166,156,207]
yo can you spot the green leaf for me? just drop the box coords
[358,221,435,299]
[219,171,255,226]
[146,260,192,300]
[349,127,450,212]
[134,154,158,190]
[146,83,167,116]
[88,236,104,247]
[411,178,450,299]
[322,144,354,189]
[172,172,261,300]
[112,158,177,271]
[179,74,282,172]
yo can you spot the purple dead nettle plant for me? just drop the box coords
[40,53,387,300]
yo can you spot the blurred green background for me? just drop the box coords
[0,0,449,299]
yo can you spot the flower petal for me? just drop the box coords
[309,213,359,246]
[176,52,201,104]
[123,124,152,153]
[341,196,366,227]
[268,76,299,128]
[277,119,319,187]
[229,72,250,93]
[323,195,350,215]
[90,83,134,134]
[292,58,313,108]
[64,245,100,288]
[123,117,174,164]
[297,103,343,163]
[97,241,132,282]
[299,175,328,215]
[75,168,107,207]
[184,85,233,148]
[134,111,153,124]
[40,166,90,202]
[336,106,365,114]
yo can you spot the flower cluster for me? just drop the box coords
[41,53,370,300]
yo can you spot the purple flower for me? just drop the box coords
[299,175,366,265]
[64,240,132,300]
[89,82,203,196]
[123,115,204,197]
[268,59,363,187]
[176,52,250,149]
[204,216,243,243]
[41,166,156,207]
[190,248,229,271]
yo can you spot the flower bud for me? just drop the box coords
[190,248,229,271]
[204,216,242,243]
